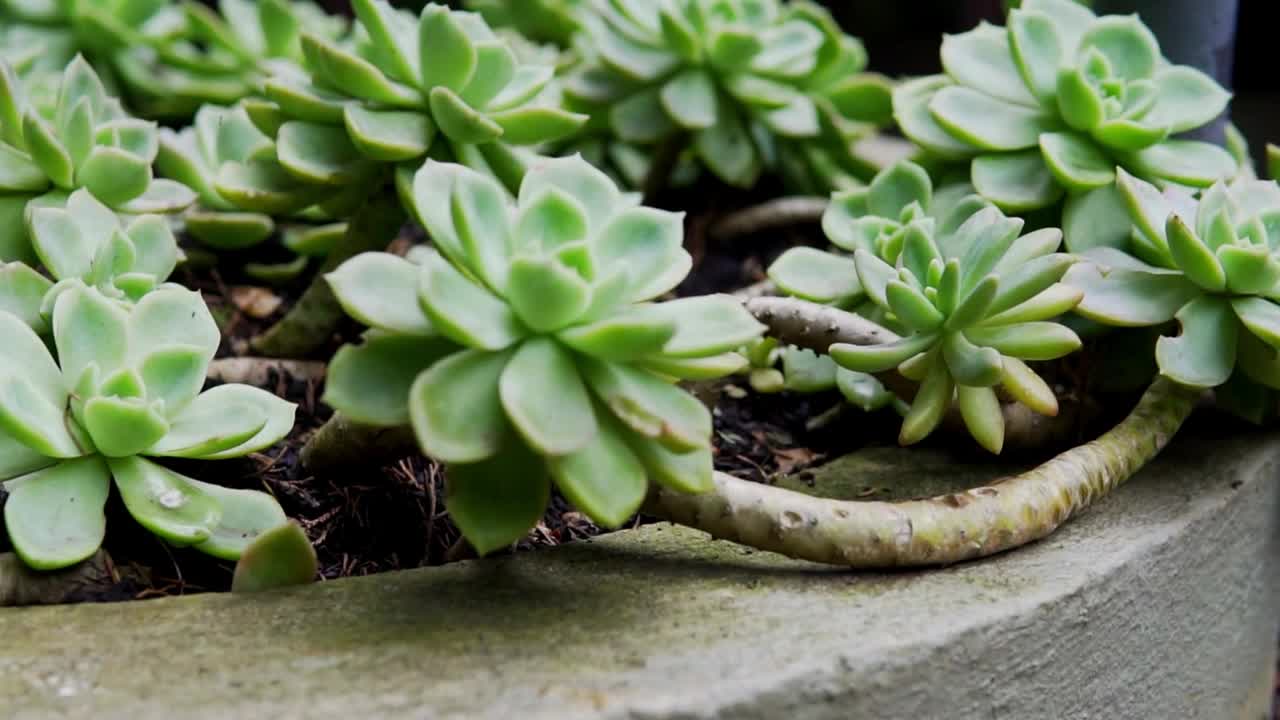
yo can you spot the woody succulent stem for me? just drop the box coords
[251,190,405,358]
[710,197,829,243]
[645,377,1199,567]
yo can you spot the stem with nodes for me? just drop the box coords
[250,191,406,358]
[709,196,829,243]
[644,376,1200,567]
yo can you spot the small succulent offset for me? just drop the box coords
[254,0,586,197]
[156,104,346,280]
[567,0,891,191]
[0,282,296,570]
[768,161,987,312]
[822,174,1082,453]
[323,155,764,553]
[0,57,194,253]
[895,0,1234,221]
[1067,171,1280,391]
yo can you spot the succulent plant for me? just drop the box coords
[823,188,1082,453]
[566,0,891,192]
[322,155,764,553]
[1066,170,1280,391]
[768,160,988,313]
[894,0,1234,222]
[156,103,346,282]
[1,57,193,272]
[0,281,297,570]
[248,0,587,199]
[465,0,584,48]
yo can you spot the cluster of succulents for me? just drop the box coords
[896,0,1235,224]
[565,0,891,192]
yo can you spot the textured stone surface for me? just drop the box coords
[1,429,1277,720]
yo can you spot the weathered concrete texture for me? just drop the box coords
[1,429,1277,720]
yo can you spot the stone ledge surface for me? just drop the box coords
[1,430,1277,720]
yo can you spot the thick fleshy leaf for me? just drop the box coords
[1054,66,1104,133]
[1000,356,1059,416]
[1066,263,1199,327]
[302,34,419,106]
[1220,245,1280,296]
[28,206,94,282]
[580,357,710,453]
[1154,295,1236,388]
[137,345,208,418]
[1121,140,1237,188]
[23,111,73,188]
[625,432,712,494]
[659,69,717,130]
[983,283,1083,325]
[0,195,36,266]
[446,440,550,555]
[972,150,1063,212]
[942,331,1003,386]
[325,332,456,427]
[230,521,316,591]
[641,352,746,381]
[1039,131,1115,191]
[1166,214,1225,292]
[419,4,477,93]
[1077,15,1159,81]
[78,147,151,208]
[52,285,129,391]
[428,87,503,144]
[351,0,420,85]
[504,256,592,332]
[518,155,620,233]
[460,42,518,108]
[594,206,688,302]
[1062,183,1133,254]
[867,161,931,219]
[500,337,596,455]
[0,262,53,333]
[343,106,435,162]
[548,418,646,528]
[887,280,945,333]
[409,348,511,463]
[892,75,975,159]
[1232,297,1280,349]
[940,24,1038,106]
[124,215,179,281]
[957,385,1004,454]
[929,86,1058,152]
[899,358,953,446]
[277,122,369,186]
[0,144,48,192]
[197,385,298,460]
[1145,66,1231,134]
[829,332,938,374]
[965,322,1081,361]
[215,159,329,215]
[768,247,861,305]
[644,295,765,358]
[127,286,221,363]
[3,457,110,570]
[81,396,169,458]
[695,106,761,188]
[1008,9,1060,104]
[108,456,221,546]
[418,249,526,350]
[328,252,434,335]
[489,106,586,145]
[557,306,676,361]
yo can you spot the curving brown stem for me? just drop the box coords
[250,191,406,358]
[709,196,829,243]
[207,357,326,387]
[644,377,1200,567]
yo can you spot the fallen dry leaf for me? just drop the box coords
[230,286,284,320]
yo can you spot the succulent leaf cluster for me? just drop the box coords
[1067,170,1280,391]
[740,338,905,413]
[813,165,1082,453]
[156,103,346,281]
[249,0,587,199]
[567,0,892,191]
[895,0,1234,220]
[465,0,584,48]
[324,155,764,553]
[0,282,296,570]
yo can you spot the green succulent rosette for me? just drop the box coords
[249,0,587,200]
[465,0,584,48]
[1066,169,1280,393]
[156,103,347,283]
[895,0,1234,223]
[0,281,296,570]
[826,199,1082,453]
[566,0,892,192]
[768,161,990,312]
[323,155,765,553]
[1,57,193,274]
